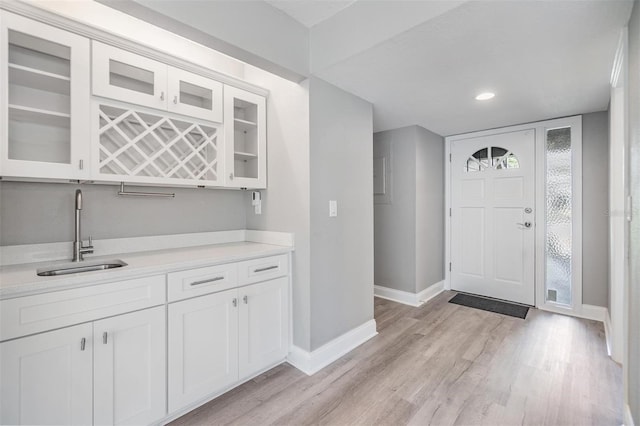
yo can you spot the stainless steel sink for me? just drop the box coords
[37,259,128,277]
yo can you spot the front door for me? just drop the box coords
[450,129,535,305]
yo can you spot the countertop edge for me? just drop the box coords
[0,242,293,300]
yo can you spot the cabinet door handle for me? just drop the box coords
[160,91,165,101]
[80,337,86,351]
[232,298,237,307]
[173,95,178,104]
[103,332,108,344]
[243,295,248,304]
[79,159,84,170]
[190,276,224,286]
[254,265,278,273]
[229,173,234,180]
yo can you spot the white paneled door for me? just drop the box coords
[450,129,535,305]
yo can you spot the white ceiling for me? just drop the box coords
[312,0,633,135]
[264,0,357,28]
[109,0,634,136]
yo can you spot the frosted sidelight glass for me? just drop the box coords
[545,127,572,305]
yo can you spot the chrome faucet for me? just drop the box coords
[72,189,94,262]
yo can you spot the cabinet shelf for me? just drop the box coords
[9,104,70,126]
[234,118,257,132]
[234,151,257,161]
[9,62,70,81]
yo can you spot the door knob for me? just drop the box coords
[517,222,532,228]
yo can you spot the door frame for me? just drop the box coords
[445,116,583,315]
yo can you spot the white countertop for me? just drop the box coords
[0,241,292,300]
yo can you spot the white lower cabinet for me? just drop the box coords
[239,277,289,380]
[168,277,289,414]
[0,323,93,425]
[94,306,166,426]
[168,288,239,412]
[0,306,166,426]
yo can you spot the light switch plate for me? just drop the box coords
[329,200,337,217]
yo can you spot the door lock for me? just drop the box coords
[517,222,532,229]
[524,207,532,214]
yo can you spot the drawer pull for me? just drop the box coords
[254,265,278,273]
[80,337,86,351]
[190,276,225,286]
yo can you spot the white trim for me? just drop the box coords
[604,311,613,357]
[609,27,629,366]
[286,320,377,376]
[625,404,636,426]
[538,303,606,322]
[374,286,420,307]
[374,281,444,307]
[444,142,452,291]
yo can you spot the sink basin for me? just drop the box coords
[37,259,128,277]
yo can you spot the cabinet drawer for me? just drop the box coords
[168,263,237,302]
[0,275,166,341]
[237,254,289,286]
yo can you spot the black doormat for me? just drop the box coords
[448,293,529,319]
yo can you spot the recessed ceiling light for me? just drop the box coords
[475,92,495,101]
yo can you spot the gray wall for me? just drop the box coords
[0,181,245,246]
[243,65,313,351]
[627,1,640,422]
[309,77,374,350]
[103,0,309,80]
[373,125,445,295]
[582,111,610,307]
[415,126,445,292]
[373,127,416,293]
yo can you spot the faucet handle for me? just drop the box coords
[82,236,94,252]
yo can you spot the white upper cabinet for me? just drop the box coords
[0,11,90,180]
[92,42,223,123]
[167,67,223,122]
[92,41,167,111]
[224,85,267,188]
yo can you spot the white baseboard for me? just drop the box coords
[287,319,377,376]
[604,311,613,357]
[374,281,444,307]
[624,404,635,426]
[418,281,445,305]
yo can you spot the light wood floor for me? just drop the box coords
[171,291,622,426]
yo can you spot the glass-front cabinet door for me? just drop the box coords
[167,67,223,123]
[224,86,266,189]
[92,41,167,111]
[1,11,90,179]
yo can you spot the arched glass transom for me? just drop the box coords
[465,146,519,172]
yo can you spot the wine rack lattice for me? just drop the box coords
[97,104,220,182]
